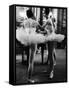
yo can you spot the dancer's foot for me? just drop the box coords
[27,78,39,83]
[27,79,35,83]
[49,70,54,79]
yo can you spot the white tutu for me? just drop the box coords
[47,33,65,42]
[16,27,65,46]
[16,27,46,45]
[16,29,29,45]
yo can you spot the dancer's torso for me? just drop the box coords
[16,18,38,45]
[23,18,38,34]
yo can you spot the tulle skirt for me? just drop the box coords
[46,33,65,42]
[16,28,65,46]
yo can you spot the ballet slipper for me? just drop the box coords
[27,79,35,83]
[49,70,54,79]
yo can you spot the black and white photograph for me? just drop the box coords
[9,4,67,85]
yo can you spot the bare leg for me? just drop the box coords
[49,52,54,79]
[53,48,56,66]
[47,41,54,78]
[41,44,45,64]
[22,51,24,64]
[28,44,36,79]
[26,46,29,68]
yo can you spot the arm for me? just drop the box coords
[42,23,47,28]
[38,30,47,34]
[36,21,47,34]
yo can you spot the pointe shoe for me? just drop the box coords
[49,70,54,79]
[27,78,39,83]
[27,79,35,83]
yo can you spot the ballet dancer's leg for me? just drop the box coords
[53,48,56,66]
[28,44,36,79]
[47,41,54,78]
[26,46,30,68]
[41,44,45,64]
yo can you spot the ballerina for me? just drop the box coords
[42,17,65,79]
[16,9,48,83]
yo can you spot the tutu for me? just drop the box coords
[28,33,46,44]
[47,33,65,42]
[16,27,65,46]
[16,27,46,45]
[16,28,29,45]
[43,19,65,42]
